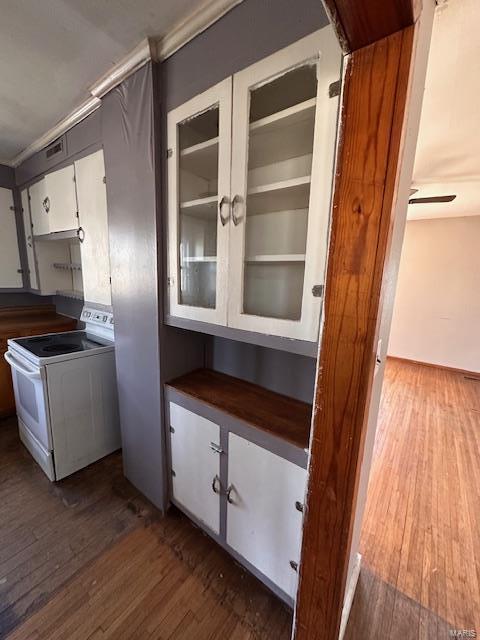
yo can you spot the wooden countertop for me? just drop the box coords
[166,368,312,450]
[0,305,77,336]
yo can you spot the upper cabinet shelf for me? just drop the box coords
[167,28,342,344]
[180,137,219,181]
[247,176,311,215]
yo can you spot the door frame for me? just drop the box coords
[294,1,435,638]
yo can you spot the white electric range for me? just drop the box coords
[4,306,120,481]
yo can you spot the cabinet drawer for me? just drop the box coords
[169,402,221,535]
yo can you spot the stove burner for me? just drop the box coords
[42,343,82,353]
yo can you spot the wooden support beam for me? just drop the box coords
[294,23,416,640]
[323,0,420,52]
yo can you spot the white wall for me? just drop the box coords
[388,215,480,373]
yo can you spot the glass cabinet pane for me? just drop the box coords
[177,106,219,309]
[242,64,318,321]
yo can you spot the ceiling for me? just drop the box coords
[408,0,480,221]
[0,0,204,163]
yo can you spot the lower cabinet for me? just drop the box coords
[169,403,221,535]
[167,399,307,604]
[227,433,307,599]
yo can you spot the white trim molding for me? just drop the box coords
[89,38,155,99]
[9,0,245,168]
[155,0,244,60]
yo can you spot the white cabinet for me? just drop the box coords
[44,164,78,233]
[20,188,38,290]
[75,150,112,306]
[0,187,22,288]
[226,433,307,599]
[169,402,221,535]
[167,78,232,325]
[167,27,341,341]
[29,178,49,236]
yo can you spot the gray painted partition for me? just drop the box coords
[101,64,167,510]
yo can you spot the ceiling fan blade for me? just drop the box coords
[408,195,456,205]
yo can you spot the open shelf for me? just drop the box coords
[180,195,218,219]
[245,254,305,263]
[247,176,311,214]
[166,368,312,449]
[56,289,84,301]
[180,137,219,180]
[182,256,217,263]
[34,229,79,242]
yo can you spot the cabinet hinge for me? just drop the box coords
[290,560,298,572]
[295,501,304,513]
[17,269,24,274]
[171,469,176,477]
[312,284,324,298]
[329,80,341,98]
[167,148,173,159]
[76,211,79,218]
[167,277,174,287]
[9,206,16,213]
[109,276,112,285]
[103,176,106,184]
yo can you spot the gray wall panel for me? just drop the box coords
[207,337,316,404]
[163,0,329,111]
[0,293,53,307]
[101,64,166,510]
[0,164,14,189]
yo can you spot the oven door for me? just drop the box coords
[4,349,52,451]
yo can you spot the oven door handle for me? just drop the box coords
[4,351,41,380]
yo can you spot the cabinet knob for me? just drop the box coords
[42,196,50,213]
[290,560,298,572]
[295,501,304,513]
[226,484,235,504]
[77,227,85,243]
[209,442,223,454]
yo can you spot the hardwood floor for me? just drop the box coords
[2,358,478,639]
[0,416,291,640]
[346,358,480,639]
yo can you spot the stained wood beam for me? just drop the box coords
[323,0,420,52]
[294,24,416,640]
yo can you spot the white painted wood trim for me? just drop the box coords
[338,553,361,640]
[155,0,244,60]
[89,39,154,98]
[11,97,101,167]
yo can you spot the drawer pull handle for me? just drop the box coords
[290,560,298,572]
[295,501,304,513]
[212,475,221,494]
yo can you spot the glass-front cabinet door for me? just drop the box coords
[167,78,232,325]
[228,29,341,341]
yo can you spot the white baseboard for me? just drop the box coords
[339,552,362,640]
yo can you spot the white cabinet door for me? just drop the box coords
[75,150,112,305]
[167,78,232,326]
[20,188,38,290]
[228,28,342,341]
[227,433,307,599]
[45,164,78,232]
[0,187,22,287]
[169,402,221,535]
[29,178,49,236]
